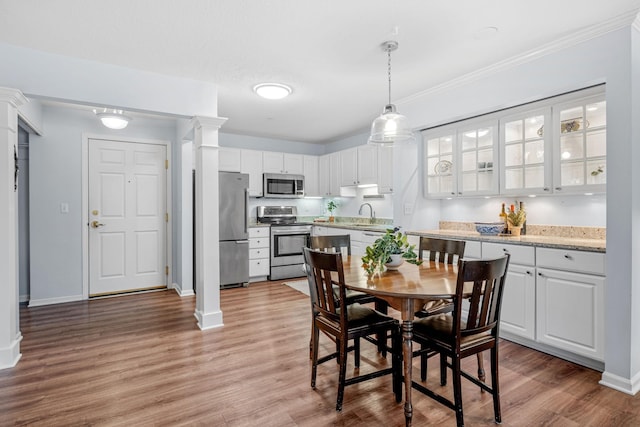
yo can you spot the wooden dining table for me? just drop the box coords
[341,255,462,427]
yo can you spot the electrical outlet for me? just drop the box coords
[60,202,69,214]
[404,203,413,215]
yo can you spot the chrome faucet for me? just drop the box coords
[358,203,375,224]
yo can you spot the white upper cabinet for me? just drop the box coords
[319,152,341,197]
[423,126,456,198]
[263,151,304,175]
[340,147,359,186]
[240,149,264,197]
[219,147,242,172]
[457,119,499,196]
[553,92,606,194]
[423,85,606,199]
[303,155,320,197]
[423,119,499,198]
[500,107,552,195]
[377,145,394,193]
[340,145,379,187]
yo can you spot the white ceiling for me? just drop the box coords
[1,0,639,144]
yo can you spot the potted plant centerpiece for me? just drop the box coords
[361,227,422,274]
[326,200,338,222]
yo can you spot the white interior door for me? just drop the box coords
[88,139,167,296]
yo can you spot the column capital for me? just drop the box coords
[190,116,228,131]
[0,88,27,108]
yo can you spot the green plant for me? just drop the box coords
[361,227,422,275]
[507,202,526,227]
[326,200,338,216]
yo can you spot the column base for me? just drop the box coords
[194,309,223,330]
[0,332,22,370]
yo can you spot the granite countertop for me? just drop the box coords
[407,229,606,253]
[308,221,393,233]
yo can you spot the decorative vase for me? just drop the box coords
[510,226,522,236]
[385,254,404,270]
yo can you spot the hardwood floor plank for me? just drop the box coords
[1,282,639,426]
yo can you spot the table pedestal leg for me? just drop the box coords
[402,318,413,426]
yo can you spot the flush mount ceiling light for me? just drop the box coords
[94,108,131,130]
[253,83,292,100]
[368,40,415,146]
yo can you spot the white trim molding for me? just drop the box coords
[28,294,84,307]
[0,332,22,369]
[194,309,224,330]
[399,10,639,106]
[600,370,640,395]
[0,87,28,108]
[174,283,195,297]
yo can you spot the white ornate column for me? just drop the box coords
[0,88,27,369]
[192,116,227,330]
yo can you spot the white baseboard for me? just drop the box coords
[28,294,84,307]
[194,309,223,330]
[0,332,22,370]
[173,283,195,297]
[600,370,640,395]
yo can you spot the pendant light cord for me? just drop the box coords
[387,46,392,105]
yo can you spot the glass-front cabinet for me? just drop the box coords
[423,119,498,198]
[423,126,456,198]
[500,108,552,195]
[553,93,606,194]
[423,85,606,199]
[457,119,499,196]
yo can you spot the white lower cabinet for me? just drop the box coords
[499,264,536,340]
[482,242,536,340]
[479,241,605,364]
[249,227,270,281]
[536,267,605,361]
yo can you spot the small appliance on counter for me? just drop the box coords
[257,206,312,280]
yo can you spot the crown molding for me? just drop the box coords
[399,10,640,106]
[0,87,28,108]
[190,116,228,130]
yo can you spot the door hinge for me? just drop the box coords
[165,213,169,222]
[165,159,169,169]
[165,266,169,276]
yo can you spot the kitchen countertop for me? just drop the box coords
[308,221,394,233]
[407,229,606,253]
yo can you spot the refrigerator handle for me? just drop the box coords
[244,188,249,234]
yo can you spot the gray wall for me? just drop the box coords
[28,106,177,304]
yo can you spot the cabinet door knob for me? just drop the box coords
[543,187,550,191]
[538,272,543,276]
[555,187,562,191]
[526,270,532,275]
[564,254,572,260]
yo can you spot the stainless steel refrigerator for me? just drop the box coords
[219,172,250,288]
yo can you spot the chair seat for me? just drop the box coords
[413,314,493,351]
[317,303,397,331]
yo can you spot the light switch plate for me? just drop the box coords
[404,203,413,215]
[60,202,69,214]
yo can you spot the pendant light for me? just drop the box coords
[368,40,414,145]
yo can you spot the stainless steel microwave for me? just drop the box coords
[263,173,304,198]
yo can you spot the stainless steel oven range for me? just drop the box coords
[257,206,312,281]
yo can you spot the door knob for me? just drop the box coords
[91,220,105,228]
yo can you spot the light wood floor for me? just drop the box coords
[1,281,639,426]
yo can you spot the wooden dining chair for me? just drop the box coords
[302,247,402,411]
[310,234,389,355]
[415,237,473,381]
[411,254,511,427]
